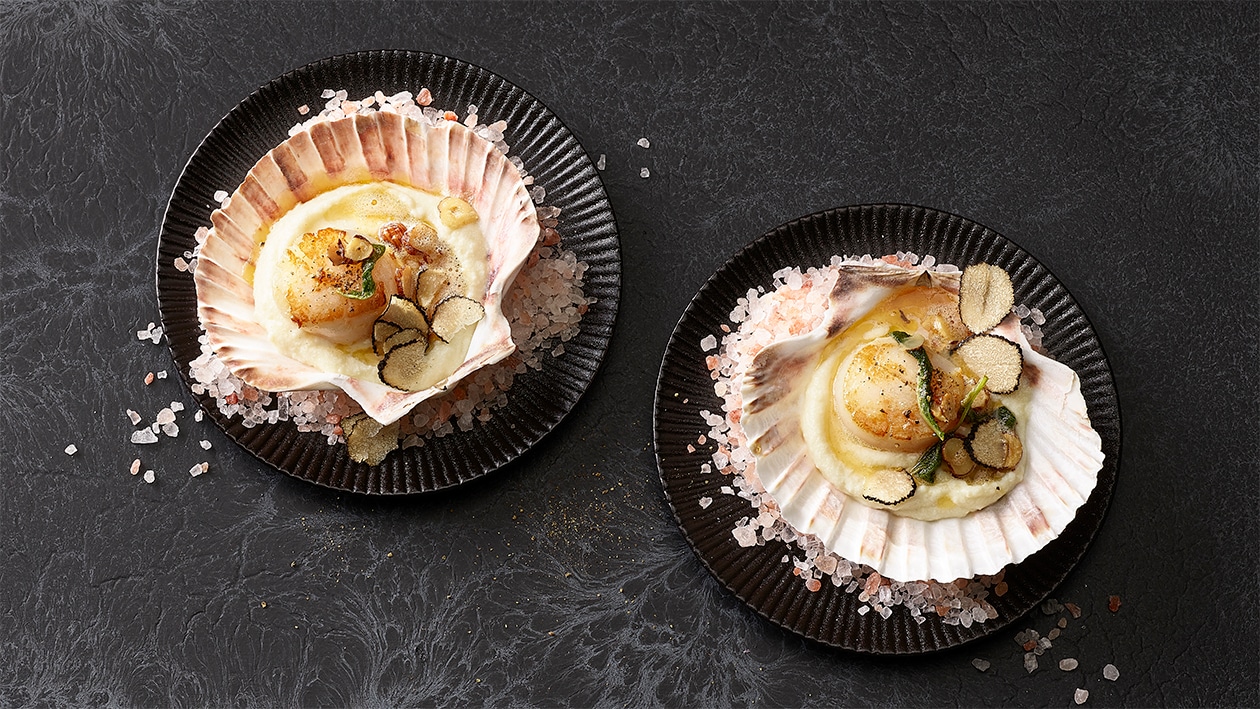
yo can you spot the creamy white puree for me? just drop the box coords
[800,313,1031,521]
[252,182,488,390]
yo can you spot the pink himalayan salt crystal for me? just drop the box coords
[705,258,1006,625]
[187,92,592,449]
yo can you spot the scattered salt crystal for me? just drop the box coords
[189,462,208,477]
[320,89,335,99]
[131,429,158,445]
[637,137,650,148]
[1074,688,1089,705]
[1014,304,1031,319]
[698,496,712,509]
[1031,307,1046,325]
[857,605,870,616]
[194,410,204,422]
[639,167,650,178]
[170,402,185,413]
[298,104,309,115]
[150,422,159,433]
[64,444,77,455]
[129,459,141,475]
[174,257,189,271]
[200,440,212,450]
[416,88,433,106]
[1024,653,1038,673]
[143,470,155,484]
[1103,664,1119,681]
[156,408,176,425]
[700,334,718,351]
[1058,617,1068,629]
[732,526,757,547]
[530,186,546,203]
[720,486,734,495]
[127,409,141,424]
[596,154,606,170]
[1060,658,1079,671]
[213,190,229,203]
[157,370,167,379]
[161,422,179,438]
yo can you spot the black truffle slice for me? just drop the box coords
[862,467,917,506]
[955,334,1023,394]
[372,320,402,357]
[343,413,400,466]
[429,295,485,342]
[377,339,438,392]
[378,295,430,335]
[966,416,1024,470]
[959,263,1015,334]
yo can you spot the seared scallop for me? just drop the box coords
[833,338,966,452]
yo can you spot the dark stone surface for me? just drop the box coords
[2,1,1255,706]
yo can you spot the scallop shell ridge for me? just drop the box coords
[740,261,1103,582]
[194,112,539,425]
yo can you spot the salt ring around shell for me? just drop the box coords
[194,112,539,425]
[739,260,1104,582]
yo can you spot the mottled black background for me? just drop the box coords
[2,1,1256,707]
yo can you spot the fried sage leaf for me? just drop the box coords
[910,441,943,484]
[337,243,386,300]
[890,330,946,440]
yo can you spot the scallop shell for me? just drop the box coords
[740,261,1104,582]
[194,112,539,425]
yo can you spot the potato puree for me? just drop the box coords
[799,293,1031,521]
[252,182,488,390]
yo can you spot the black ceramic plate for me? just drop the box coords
[654,204,1119,654]
[157,50,620,494]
